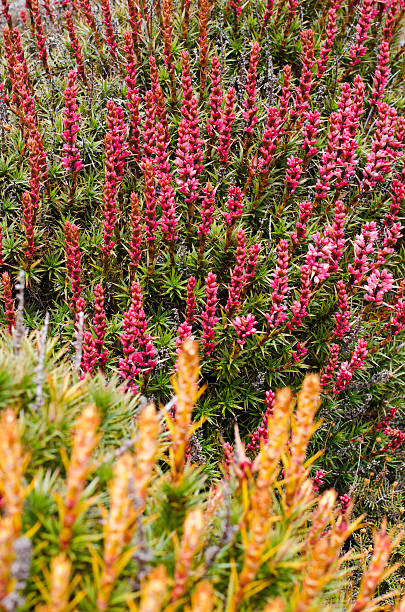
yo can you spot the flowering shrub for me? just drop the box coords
[0,0,404,540]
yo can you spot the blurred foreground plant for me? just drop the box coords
[0,334,402,610]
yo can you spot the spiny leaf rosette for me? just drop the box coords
[0,0,404,564]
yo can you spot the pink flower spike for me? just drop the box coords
[320,343,339,388]
[244,243,261,286]
[285,156,302,194]
[232,313,257,347]
[225,186,244,226]
[348,221,378,284]
[295,29,315,121]
[291,201,312,245]
[242,42,260,135]
[100,0,117,58]
[333,280,351,339]
[119,281,156,390]
[266,239,289,330]
[1,272,15,333]
[198,182,215,239]
[64,220,85,324]
[176,320,193,357]
[302,110,321,158]
[201,272,219,356]
[81,331,98,378]
[292,341,307,363]
[61,70,83,173]
[278,65,292,124]
[317,6,338,78]
[186,276,196,326]
[371,39,390,105]
[349,0,375,66]
[225,229,247,312]
[93,284,108,368]
[349,338,368,370]
[218,87,236,165]
[207,57,223,139]
[288,264,312,331]
[247,390,275,452]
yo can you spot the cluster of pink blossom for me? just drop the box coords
[232,314,257,347]
[312,470,326,493]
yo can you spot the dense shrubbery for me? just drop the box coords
[0,335,403,611]
[0,0,404,604]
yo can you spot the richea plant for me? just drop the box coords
[0,0,404,604]
[0,335,403,611]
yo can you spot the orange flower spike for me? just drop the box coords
[139,565,170,612]
[307,489,337,548]
[295,513,361,612]
[204,484,224,526]
[134,403,160,506]
[170,338,201,481]
[189,580,215,612]
[171,507,204,603]
[46,553,71,612]
[294,534,339,612]
[0,517,14,601]
[97,452,134,611]
[353,520,403,611]
[285,374,322,508]
[255,386,292,511]
[262,597,285,611]
[60,404,101,550]
[234,386,293,606]
[0,409,28,538]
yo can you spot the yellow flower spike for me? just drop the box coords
[0,409,29,538]
[39,552,71,612]
[188,580,215,612]
[134,403,160,507]
[171,507,205,603]
[0,517,15,601]
[170,338,201,482]
[97,452,136,611]
[60,404,101,550]
[285,374,322,511]
[352,520,404,611]
[139,565,170,612]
